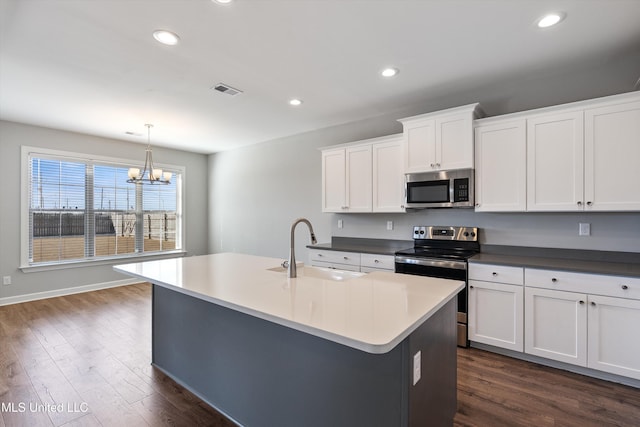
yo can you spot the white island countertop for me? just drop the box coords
[114,252,463,354]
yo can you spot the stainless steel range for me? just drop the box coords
[395,226,480,347]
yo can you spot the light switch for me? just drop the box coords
[579,223,590,236]
[337,219,343,229]
[413,351,421,385]
[387,221,393,231]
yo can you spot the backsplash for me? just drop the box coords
[331,210,640,253]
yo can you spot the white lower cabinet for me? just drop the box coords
[308,249,394,273]
[524,287,587,366]
[469,280,524,351]
[468,263,524,351]
[360,253,395,273]
[524,268,640,380]
[308,249,361,271]
[587,295,640,380]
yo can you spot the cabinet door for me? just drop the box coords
[404,119,436,173]
[468,280,524,351]
[474,120,526,211]
[527,111,584,211]
[584,100,640,211]
[322,149,346,212]
[437,113,473,170]
[372,138,405,212]
[524,287,587,366]
[345,145,372,212]
[587,295,640,380]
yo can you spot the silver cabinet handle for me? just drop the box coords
[492,272,498,276]
[586,201,593,206]
[591,301,596,306]
[577,201,583,206]
[579,300,585,305]
[343,256,348,260]
[622,285,629,290]
[469,285,474,289]
[374,259,380,263]
[436,163,441,168]
[430,163,435,168]
[551,278,558,283]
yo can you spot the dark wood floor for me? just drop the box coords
[1,283,638,426]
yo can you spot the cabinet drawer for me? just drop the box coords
[308,249,361,267]
[525,268,640,300]
[360,254,395,270]
[309,260,361,272]
[469,263,524,285]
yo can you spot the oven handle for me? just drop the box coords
[394,255,467,270]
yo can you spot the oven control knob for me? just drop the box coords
[470,232,476,237]
[463,232,469,237]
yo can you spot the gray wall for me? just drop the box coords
[0,121,209,299]
[208,52,640,261]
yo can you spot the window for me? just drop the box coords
[22,147,183,268]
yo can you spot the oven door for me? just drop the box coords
[395,258,469,347]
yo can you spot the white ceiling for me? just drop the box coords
[1,0,639,154]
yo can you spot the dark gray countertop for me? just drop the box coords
[309,239,640,278]
[308,237,413,256]
[471,245,640,278]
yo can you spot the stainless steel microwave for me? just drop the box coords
[405,169,474,209]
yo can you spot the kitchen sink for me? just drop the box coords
[267,265,365,281]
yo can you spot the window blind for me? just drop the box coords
[27,151,181,266]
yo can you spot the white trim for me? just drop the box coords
[20,145,186,268]
[20,250,186,273]
[317,133,402,151]
[0,278,143,306]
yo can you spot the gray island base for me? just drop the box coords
[152,284,457,427]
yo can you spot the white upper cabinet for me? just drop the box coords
[584,100,640,211]
[474,119,527,211]
[372,136,405,212]
[322,148,346,212]
[399,103,483,173]
[321,134,403,213]
[527,110,584,211]
[322,145,372,213]
[475,91,640,212]
[345,145,373,212]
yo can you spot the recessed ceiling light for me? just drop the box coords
[537,12,565,28]
[213,0,233,4]
[153,30,180,45]
[381,67,399,78]
[289,99,303,106]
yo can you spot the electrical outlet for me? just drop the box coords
[579,223,591,236]
[386,221,393,231]
[2,276,11,286]
[337,219,343,229]
[413,351,421,385]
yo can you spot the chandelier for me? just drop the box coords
[127,124,171,185]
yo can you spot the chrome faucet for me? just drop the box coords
[288,218,317,278]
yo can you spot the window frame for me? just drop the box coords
[20,146,186,272]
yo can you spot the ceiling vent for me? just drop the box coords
[212,83,243,96]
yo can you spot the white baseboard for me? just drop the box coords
[0,278,143,306]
